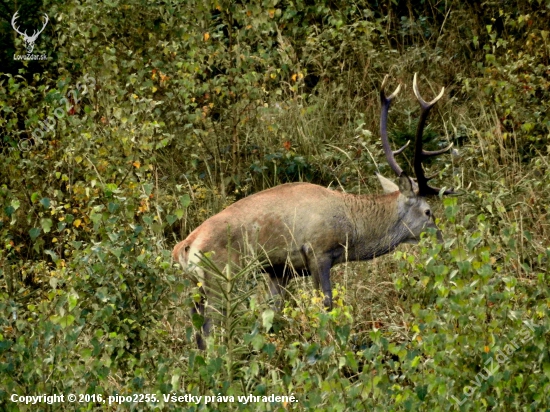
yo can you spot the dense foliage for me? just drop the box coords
[1,0,549,410]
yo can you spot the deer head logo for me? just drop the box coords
[11,11,49,54]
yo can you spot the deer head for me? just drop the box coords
[11,11,49,54]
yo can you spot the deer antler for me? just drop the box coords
[379,75,409,177]
[11,11,48,41]
[412,73,454,196]
[379,74,454,196]
[11,11,27,37]
[28,14,49,41]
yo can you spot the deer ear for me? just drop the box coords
[397,174,417,198]
[376,173,399,193]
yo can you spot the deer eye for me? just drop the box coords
[425,209,431,217]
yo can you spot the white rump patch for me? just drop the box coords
[185,245,206,286]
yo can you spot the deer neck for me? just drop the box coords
[344,191,410,260]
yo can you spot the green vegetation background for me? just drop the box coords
[1,0,549,410]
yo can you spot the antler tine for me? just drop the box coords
[421,142,454,158]
[392,139,410,155]
[413,72,445,109]
[381,74,402,100]
[380,75,408,177]
[412,73,454,196]
[39,14,49,33]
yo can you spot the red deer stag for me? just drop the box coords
[173,74,454,349]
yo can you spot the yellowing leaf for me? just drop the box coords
[73,219,82,228]
[203,32,210,41]
[133,161,141,168]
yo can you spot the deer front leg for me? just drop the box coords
[302,244,333,310]
[315,258,333,310]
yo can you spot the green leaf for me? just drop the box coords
[45,250,59,263]
[416,385,428,401]
[108,202,119,213]
[336,324,350,345]
[104,183,118,193]
[68,293,78,312]
[29,227,41,240]
[262,309,274,331]
[180,194,191,208]
[143,183,154,196]
[11,199,20,211]
[41,218,53,233]
[166,214,177,226]
[111,248,122,259]
[90,213,101,225]
[4,206,15,217]
[171,369,181,391]
[192,313,204,329]
[51,315,75,328]
[251,334,265,350]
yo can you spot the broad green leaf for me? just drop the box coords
[29,227,41,240]
[41,218,53,233]
[180,194,191,208]
[262,309,274,331]
[166,214,177,225]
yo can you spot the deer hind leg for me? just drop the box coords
[184,247,214,350]
[191,296,211,350]
[301,244,333,310]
